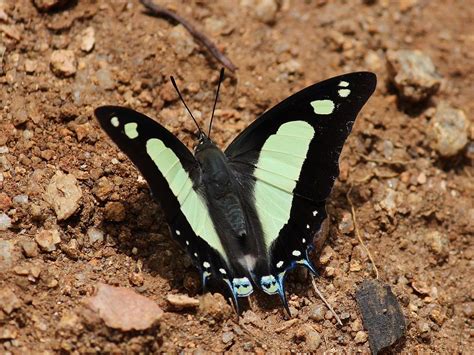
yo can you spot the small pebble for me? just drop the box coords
[386,49,441,102]
[354,330,368,344]
[0,192,12,210]
[24,59,37,73]
[87,227,104,244]
[166,294,200,309]
[338,211,354,234]
[19,239,39,258]
[12,194,28,205]
[429,102,469,157]
[0,287,21,314]
[93,176,114,201]
[44,171,82,220]
[411,279,430,295]
[429,307,445,326]
[50,49,77,77]
[425,230,449,260]
[309,304,326,321]
[417,320,430,333]
[0,212,12,231]
[35,229,61,252]
[305,327,321,351]
[222,331,234,344]
[80,26,95,52]
[0,240,14,270]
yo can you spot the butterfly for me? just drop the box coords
[95,70,376,314]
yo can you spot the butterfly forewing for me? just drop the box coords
[94,106,231,288]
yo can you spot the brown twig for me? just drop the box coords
[311,276,342,326]
[140,0,237,72]
[346,185,380,280]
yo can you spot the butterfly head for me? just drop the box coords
[194,133,216,154]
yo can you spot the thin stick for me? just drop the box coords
[346,185,380,280]
[140,0,237,72]
[311,276,342,326]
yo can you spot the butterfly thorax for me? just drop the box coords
[195,139,248,239]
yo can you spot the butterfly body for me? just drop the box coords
[95,72,377,313]
[195,137,249,239]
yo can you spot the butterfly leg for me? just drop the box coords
[276,273,293,317]
[222,279,241,315]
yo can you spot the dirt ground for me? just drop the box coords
[0,0,473,353]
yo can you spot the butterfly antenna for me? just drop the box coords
[208,68,225,139]
[170,75,203,138]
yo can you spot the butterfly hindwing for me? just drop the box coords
[225,72,377,297]
[94,106,231,289]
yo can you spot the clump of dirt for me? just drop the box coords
[0,0,472,353]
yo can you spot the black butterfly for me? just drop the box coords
[95,71,376,314]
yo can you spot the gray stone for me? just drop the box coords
[87,227,104,244]
[429,102,469,157]
[0,212,11,230]
[387,49,441,102]
[309,303,326,322]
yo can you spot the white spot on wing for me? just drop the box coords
[302,238,306,243]
[306,224,310,229]
[203,261,211,268]
[338,81,349,87]
[193,252,198,257]
[310,99,335,115]
[110,116,119,127]
[338,89,351,97]
[124,122,139,139]
[175,230,181,236]
[292,250,302,257]
[276,260,284,268]
[312,210,318,216]
[185,240,189,246]
[219,268,227,275]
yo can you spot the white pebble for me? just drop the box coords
[87,227,104,244]
[13,194,28,205]
[0,212,12,231]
